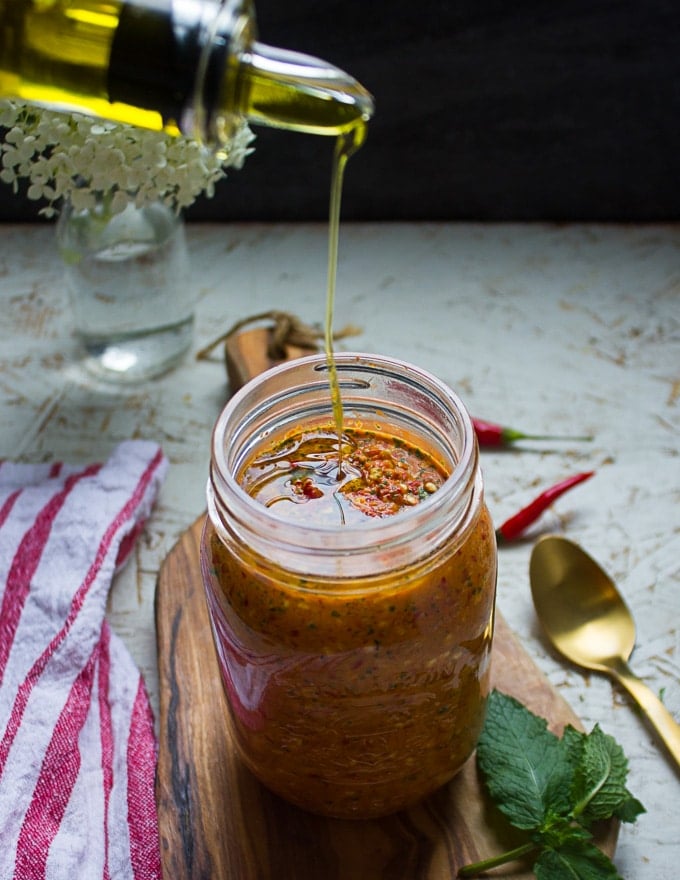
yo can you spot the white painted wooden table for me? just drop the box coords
[1,222,678,878]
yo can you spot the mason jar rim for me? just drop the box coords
[207,352,481,577]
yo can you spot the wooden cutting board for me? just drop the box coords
[155,326,617,879]
[154,520,618,880]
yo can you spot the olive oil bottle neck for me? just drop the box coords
[231,40,374,137]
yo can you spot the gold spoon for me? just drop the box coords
[529,534,680,769]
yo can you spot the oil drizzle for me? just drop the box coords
[324,122,368,476]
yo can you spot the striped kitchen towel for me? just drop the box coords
[0,440,168,880]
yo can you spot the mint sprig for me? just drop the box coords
[459,690,645,879]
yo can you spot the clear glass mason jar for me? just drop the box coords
[201,353,497,819]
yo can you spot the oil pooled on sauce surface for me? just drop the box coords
[239,425,447,527]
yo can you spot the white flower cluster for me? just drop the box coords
[0,101,255,217]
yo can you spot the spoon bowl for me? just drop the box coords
[530,535,680,769]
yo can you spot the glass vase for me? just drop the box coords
[56,195,194,382]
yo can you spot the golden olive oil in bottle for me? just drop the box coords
[0,0,373,144]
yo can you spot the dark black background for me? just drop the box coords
[2,0,679,222]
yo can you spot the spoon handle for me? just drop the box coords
[612,660,680,770]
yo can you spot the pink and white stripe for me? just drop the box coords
[0,441,168,880]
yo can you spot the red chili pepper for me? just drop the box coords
[473,417,593,448]
[495,471,595,542]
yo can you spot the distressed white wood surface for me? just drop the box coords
[1,222,678,878]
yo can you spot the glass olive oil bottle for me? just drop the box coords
[0,0,373,454]
[0,0,374,144]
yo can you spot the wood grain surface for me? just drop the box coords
[154,325,617,878]
[154,518,617,880]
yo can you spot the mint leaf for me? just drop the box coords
[459,691,645,880]
[476,691,576,829]
[615,794,646,823]
[571,725,646,825]
[562,724,587,762]
[535,838,623,880]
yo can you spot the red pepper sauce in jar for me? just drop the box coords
[202,416,497,819]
